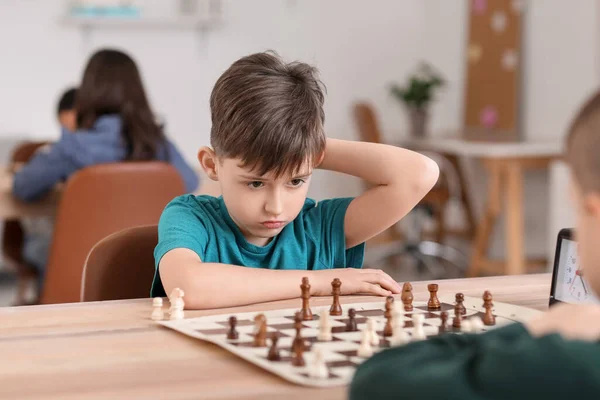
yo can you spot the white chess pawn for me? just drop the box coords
[357,327,374,358]
[169,288,185,320]
[317,309,332,341]
[389,325,410,347]
[460,319,473,333]
[366,318,380,347]
[308,347,329,379]
[470,316,484,332]
[412,314,426,340]
[151,297,164,321]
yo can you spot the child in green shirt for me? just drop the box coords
[152,51,440,309]
[350,91,600,399]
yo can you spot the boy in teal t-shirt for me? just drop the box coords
[152,51,440,309]
[350,90,600,399]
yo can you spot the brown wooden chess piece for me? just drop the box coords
[329,278,343,316]
[452,303,461,329]
[227,316,239,340]
[427,284,441,311]
[455,293,466,315]
[482,290,496,326]
[439,311,449,333]
[291,311,306,354]
[253,314,267,347]
[401,282,413,312]
[383,297,394,337]
[267,332,281,361]
[291,342,306,367]
[346,308,358,332]
[300,277,313,321]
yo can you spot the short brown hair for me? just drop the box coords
[210,51,326,177]
[566,90,600,192]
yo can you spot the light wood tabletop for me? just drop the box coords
[0,167,60,219]
[0,273,551,400]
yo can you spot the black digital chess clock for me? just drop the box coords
[549,228,599,305]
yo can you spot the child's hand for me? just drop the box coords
[311,268,402,297]
[526,303,600,341]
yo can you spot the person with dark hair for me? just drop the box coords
[12,48,198,283]
[151,51,439,308]
[56,87,78,133]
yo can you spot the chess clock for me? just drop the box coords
[549,228,600,305]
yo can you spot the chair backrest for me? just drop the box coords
[81,225,158,302]
[2,141,51,264]
[353,103,383,144]
[41,162,185,304]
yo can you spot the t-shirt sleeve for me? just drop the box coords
[151,195,209,297]
[350,323,600,400]
[304,197,365,269]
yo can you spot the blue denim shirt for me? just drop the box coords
[13,115,199,201]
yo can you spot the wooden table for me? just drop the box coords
[0,274,551,400]
[408,137,562,276]
[0,167,59,219]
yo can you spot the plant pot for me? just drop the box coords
[407,107,428,138]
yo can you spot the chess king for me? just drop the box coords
[350,89,600,399]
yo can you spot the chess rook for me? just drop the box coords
[329,278,343,316]
[346,308,358,332]
[300,277,313,321]
[427,284,441,311]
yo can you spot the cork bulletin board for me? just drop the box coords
[463,0,524,141]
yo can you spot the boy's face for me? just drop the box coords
[571,177,600,296]
[58,110,77,132]
[213,157,313,247]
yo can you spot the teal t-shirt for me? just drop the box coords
[151,195,365,297]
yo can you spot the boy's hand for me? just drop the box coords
[311,268,402,297]
[526,303,600,341]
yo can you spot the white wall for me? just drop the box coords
[0,0,598,258]
[0,0,427,200]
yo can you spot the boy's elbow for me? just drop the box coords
[415,156,440,194]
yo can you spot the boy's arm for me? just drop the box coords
[318,139,439,248]
[350,322,600,400]
[159,249,401,309]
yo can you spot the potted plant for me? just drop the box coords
[390,63,444,138]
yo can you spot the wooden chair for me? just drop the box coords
[40,162,185,304]
[353,103,466,276]
[2,141,51,305]
[81,225,157,302]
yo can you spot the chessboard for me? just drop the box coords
[157,291,543,388]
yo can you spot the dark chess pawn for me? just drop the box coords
[383,297,394,337]
[455,293,467,315]
[267,332,281,361]
[291,342,306,367]
[452,303,462,329]
[482,290,496,326]
[346,308,358,332]
[227,316,239,340]
[439,311,449,333]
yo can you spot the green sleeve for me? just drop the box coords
[350,323,600,400]
[150,195,209,297]
[303,197,365,269]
